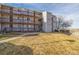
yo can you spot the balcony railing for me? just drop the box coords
[13,11,20,14]
[12,27,20,31]
[0,27,11,31]
[0,18,10,22]
[29,12,34,16]
[13,19,24,22]
[35,14,41,17]
[20,11,27,15]
[0,9,10,13]
[13,18,33,23]
[13,11,28,15]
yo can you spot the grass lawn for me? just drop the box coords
[0,32,22,41]
[0,32,79,55]
[0,35,8,40]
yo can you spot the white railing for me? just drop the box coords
[1,9,10,13]
[13,11,20,14]
[29,11,34,16]
[1,18,10,22]
[13,19,21,23]
[20,11,27,15]
[12,27,20,31]
[13,10,28,15]
[35,14,41,17]
[13,19,26,23]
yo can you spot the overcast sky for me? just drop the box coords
[5,3,79,29]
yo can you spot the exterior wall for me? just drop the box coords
[42,11,53,32]
[42,11,47,32]
[42,12,58,32]
[52,15,58,31]
[46,12,53,32]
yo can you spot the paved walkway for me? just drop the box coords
[0,32,38,44]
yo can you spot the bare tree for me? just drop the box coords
[57,16,73,32]
[57,16,64,31]
[61,19,73,30]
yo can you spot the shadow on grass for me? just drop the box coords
[65,40,76,42]
[0,42,33,55]
[23,33,39,37]
[64,32,72,35]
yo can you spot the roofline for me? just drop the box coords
[0,3,42,13]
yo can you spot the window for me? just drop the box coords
[29,10,34,15]
[27,18,30,21]
[27,18,31,22]
[28,25,31,28]
[28,25,34,31]
[13,15,18,19]
[27,18,33,23]
[24,17,27,22]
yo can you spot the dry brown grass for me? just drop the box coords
[70,29,79,33]
[0,33,79,55]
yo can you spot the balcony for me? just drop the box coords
[0,9,10,13]
[13,10,28,15]
[13,19,21,23]
[13,11,20,14]
[35,13,42,18]
[13,19,26,23]
[24,19,27,22]
[13,10,34,16]
[20,11,28,15]
[0,17,10,22]
[12,27,20,31]
[29,12,34,16]
[36,13,41,16]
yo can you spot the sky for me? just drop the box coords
[4,3,79,29]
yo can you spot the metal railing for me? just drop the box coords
[0,9,10,13]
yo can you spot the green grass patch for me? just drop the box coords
[65,40,76,42]
[0,35,9,40]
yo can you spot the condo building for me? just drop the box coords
[0,4,42,32]
[0,4,64,33]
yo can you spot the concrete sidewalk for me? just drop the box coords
[0,32,38,44]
